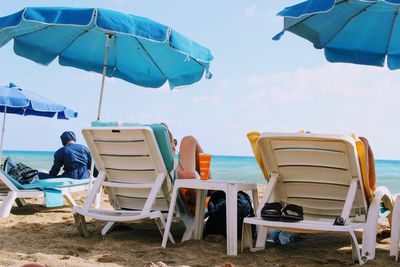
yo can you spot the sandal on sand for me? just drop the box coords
[280,204,303,222]
[261,202,283,221]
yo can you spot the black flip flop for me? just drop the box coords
[261,202,283,221]
[280,204,303,222]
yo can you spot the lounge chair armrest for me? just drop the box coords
[374,186,394,219]
[374,186,393,201]
[361,186,393,260]
[367,186,393,223]
[393,194,400,205]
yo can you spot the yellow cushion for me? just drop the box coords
[247,132,269,180]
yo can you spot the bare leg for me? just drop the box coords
[178,136,203,173]
[177,136,207,215]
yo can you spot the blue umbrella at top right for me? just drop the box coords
[273,0,400,70]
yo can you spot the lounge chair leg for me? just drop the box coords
[181,216,195,242]
[0,191,17,218]
[349,230,363,265]
[162,185,179,248]
[390,222,400,261]
[15,198,26,207]
[241,222,253,252]
[64,192,76,206]
[74,214,89,237]
[253,226,268,251]
[390,225,400,261]
[390,197,400,261]
[94,191,102,209]
[101,222,115,236]
[156,216,175,244]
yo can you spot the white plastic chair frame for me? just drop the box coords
[72,126,193,243]
[241,133,392,265]
[0,172,89,218]
[390,194,400,261]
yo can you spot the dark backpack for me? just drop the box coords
[204,190,254,239]
[4,157,39,185]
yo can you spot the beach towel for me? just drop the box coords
[43,188,64,207]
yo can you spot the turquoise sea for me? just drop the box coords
[3,150,400,194]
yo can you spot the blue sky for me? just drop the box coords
[1,1,400,160]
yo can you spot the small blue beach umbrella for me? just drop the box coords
[0,82,78,161]
[273,0,400,70]
[0,7,214,120]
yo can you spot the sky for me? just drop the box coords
[1,1,400,160]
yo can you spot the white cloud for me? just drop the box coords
[215,79,232,91]
[244,5,257,17]
[123,113,176,126]
[190,95,221,104]
[240,63,398,108]
[233,63,400,159]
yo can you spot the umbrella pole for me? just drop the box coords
[0,106,7,165]
[96,34,112,121]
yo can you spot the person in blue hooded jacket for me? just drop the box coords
[47,131,93,179]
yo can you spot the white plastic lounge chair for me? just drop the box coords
[72,124,193,243]
[390,194,400,261]
[241,132,392,265]
[0,170,91,218]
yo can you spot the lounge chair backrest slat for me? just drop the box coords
[83,127,172,212]
[258,133,367,221]
[94,140,148,155]
[104,170,159,184]
[111,194,172,211]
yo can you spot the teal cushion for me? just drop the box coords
[91,121,174,172]
[36,178,90,188]
[1,170,89,190]
[0,170,64,189]
[91,121,118,127]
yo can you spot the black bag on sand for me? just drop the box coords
[204,190,254,239]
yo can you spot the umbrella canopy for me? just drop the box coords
[273,0,400,70]
[0,82,78,119]
[0,7,214,119]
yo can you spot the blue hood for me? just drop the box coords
[60,131,76,146]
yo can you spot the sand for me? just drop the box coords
[0,186,398,267]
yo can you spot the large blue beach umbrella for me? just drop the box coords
[273,0,400,70]
[0,82,78,161]
[0,7,214,120]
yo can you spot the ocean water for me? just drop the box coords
[3,150,400,194]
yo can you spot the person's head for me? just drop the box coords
[60,131,76,146]
[160,123,177,153]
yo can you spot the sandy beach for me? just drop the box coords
[0,185,397,267]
